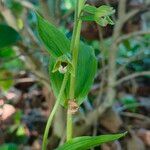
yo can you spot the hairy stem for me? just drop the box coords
[42,73,69,150]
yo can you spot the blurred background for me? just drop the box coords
[0,0,150,149]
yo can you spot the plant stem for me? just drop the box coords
[66,113,73,141]
[67,0,86,141]
[42,73,69,150]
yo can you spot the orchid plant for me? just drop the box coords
[36,0,126,149]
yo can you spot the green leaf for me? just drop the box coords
[0,143,17,150]
[36,13,70,58]
[0,70,14,91]
[81,15,95,22]
[83,5,115,17]
[121,96,137,112]
[0,47,24,72]
[122,39,132,50]
[95,17,109,27]
[105,16,114,25]
[0,47,15,58]
[16,125,26,136]
[96,5,115,17]
[56,132,127,150]
[6,0,23,17]
[83,4,97,14]
[49,43,97,106]
[7,124,19,134]
[75,43,97,104]
[1,57,23,72]
[95,16,114,27]
[0,24,21,48]
[13,110,23,124]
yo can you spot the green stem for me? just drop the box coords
[67,0,86,141]
[66,113,73,141]
[42,73,69,150]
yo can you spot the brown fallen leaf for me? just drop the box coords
[100,108,123,132]
[0,99,4,105]
[101,143,111,150]
[101,141,122,150]
[127,133,145,150]
[32,139,41,150]
[0,104,16,121]
[137,128,150,146]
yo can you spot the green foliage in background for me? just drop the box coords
[0,24,23,91]
[0,143,17,150]
[0,24,20,48]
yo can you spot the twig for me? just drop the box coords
[103,0,128,121]
[115,71,150,86]
[117,101,150,112]
[122,3,150,25]
[55,0,61,24]
[39,0,55,23]
[25,24,48,54]
[15,77,37,84]
[118,0,126,19]
[116,30,150,44]
[96,26,107,104]
[120,112,150,122]
[122,9,140,24]
[95,65,108,79]
[0,77,36,83]
[16,0,36,10]
[92,26,106,139]
[17,42,50,89]
[0,3,18,30]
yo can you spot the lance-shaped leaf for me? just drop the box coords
[83,4,97,14]
[83,4,115,17]
[0,24,21,48]
[96,5,115,17]
[95,16,114,27]
[36,13,70,58]
[56,132,127,150]
[95,16,109,27]
[81,15,95,22]
[49,42,97,106]
[105,16,115,25]
[75,43,97,104]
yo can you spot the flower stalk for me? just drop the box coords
[42,72,69,150]
[67,0,86,141]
